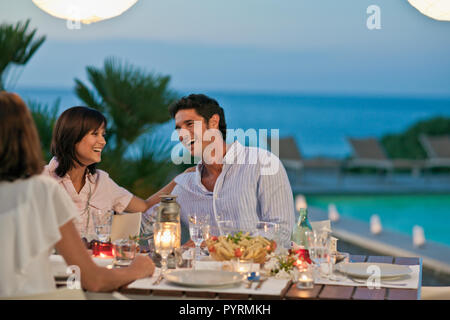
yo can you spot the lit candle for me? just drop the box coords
[232,259,255,274]
[295,264,314,289]
[296,272,314,289]
[155,229,175,252]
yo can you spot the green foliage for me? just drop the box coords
[381,116,450,159]
[75,57,182,196]
[75,57,178,151]
[28,98,60,162]
[0,19,45,90]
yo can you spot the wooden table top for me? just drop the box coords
[119,255,422,300]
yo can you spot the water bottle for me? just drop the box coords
[291,208,313,249]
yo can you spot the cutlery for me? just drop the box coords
[255,277,268,290]
[152,274,164,285]
[348,277,407,287]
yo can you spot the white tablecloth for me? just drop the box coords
[128,267,290,296]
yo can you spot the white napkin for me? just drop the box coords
[128,268,290,296]
[314,265,420,289]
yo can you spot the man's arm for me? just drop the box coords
[125,166,197,213]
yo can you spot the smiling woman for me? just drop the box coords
[42,106,183,240]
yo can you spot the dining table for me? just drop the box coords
[87,254,421,300]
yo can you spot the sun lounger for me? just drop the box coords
[344,137,393,173]
[419,134,450,170]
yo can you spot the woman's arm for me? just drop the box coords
[55,219,155,292]
[125,166,196,213]
[124,179,176,213]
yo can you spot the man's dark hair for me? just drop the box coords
[51,106,107,177]
[168,94,227,140]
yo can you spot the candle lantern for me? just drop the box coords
[153,222,177,275]
[156,195,181,268]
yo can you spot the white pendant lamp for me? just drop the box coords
[408,0,450,21]
[32,0,139,24]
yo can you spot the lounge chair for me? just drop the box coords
[345,137,424,176]
[268,136,343,186]
[345,137,393,173]
[267,136,303,184]
[419,134,450,171]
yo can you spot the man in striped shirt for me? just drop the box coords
[148,94,295,248]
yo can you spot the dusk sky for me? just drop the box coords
[1,0,450,96]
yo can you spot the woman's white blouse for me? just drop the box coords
[0,175,78,298]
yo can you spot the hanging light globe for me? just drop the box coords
[408,0,450,21]
[32,0,139,24]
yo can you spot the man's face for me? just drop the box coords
[175,109,210,157]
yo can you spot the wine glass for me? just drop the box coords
[188,215,209,262]
[153,222,177,275]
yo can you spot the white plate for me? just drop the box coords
[164,270,244,287]
[335,262,412,279]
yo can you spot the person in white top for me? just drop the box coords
[0,92,155,298]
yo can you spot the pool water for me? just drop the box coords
[305,194,450,247]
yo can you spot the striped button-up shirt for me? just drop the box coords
[167,141,295,247]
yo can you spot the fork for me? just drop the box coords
[152,274,164,285]
[254,278,268,290]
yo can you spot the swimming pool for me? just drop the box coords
[305,194,450,247]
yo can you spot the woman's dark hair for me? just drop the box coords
[168,94,227,140]
[51,106,107,177]
[0,92,44,181]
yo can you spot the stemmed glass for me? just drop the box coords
[188,215,210,262]
[153,222,177,275]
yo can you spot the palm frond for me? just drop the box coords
[28,98,60,161]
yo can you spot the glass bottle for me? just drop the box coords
[291,208,313,249]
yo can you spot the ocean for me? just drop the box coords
[15,87,450,159]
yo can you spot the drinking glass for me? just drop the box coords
[153,222,177,275]
[188,215,209,261]
[305,228,332,279]
[140,208,157,254]
[92,209,114,243]
[112,239,137,267]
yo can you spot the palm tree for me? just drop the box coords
[0,19,46,91]
[28,99,60,162]
[75,57,181,197]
